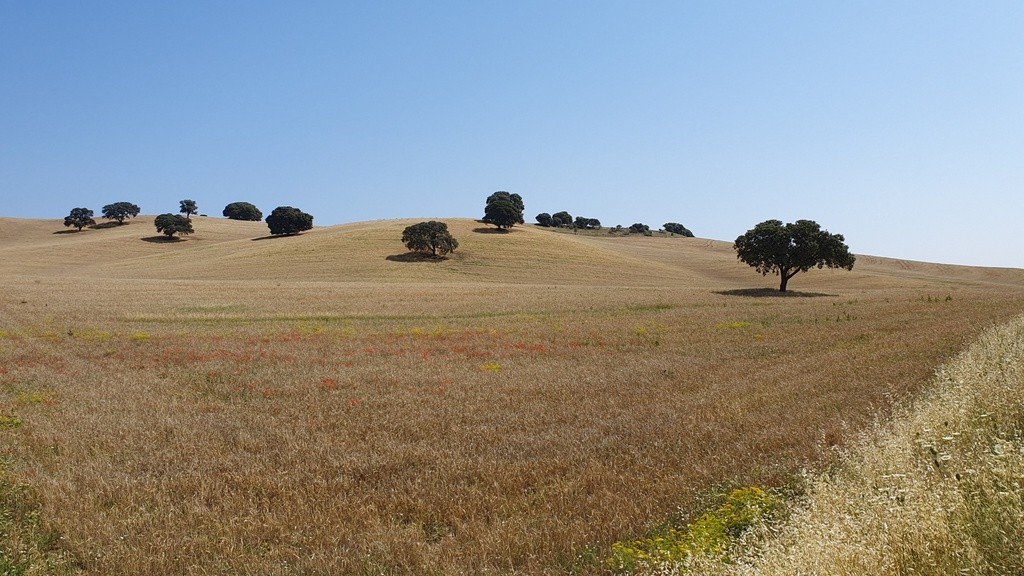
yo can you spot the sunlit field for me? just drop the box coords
[662,314,1024,576]
[1,217,1022,574]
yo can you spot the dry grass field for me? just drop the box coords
[662,313,1024,576]
[1,216,1022,574]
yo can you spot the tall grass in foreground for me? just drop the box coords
[640,315,1024,575]
[0,462,77,574]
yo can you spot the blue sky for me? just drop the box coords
[2,2,1022,267]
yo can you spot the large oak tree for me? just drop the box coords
[102,202,141,224]
[734,219,855,292]
[154,213,194,238]
[266,206,313,236]
[63,207,95,231]
[401,221,458,257]
[482,191,525,230]
[223,202,263,221]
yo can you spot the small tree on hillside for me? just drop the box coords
[482,191,525,230]
[266,206,314,236]
[223,202,263,221]
[402,221,459,257]
[574,216,601,230]
[663,222,694,237]
[551,211,573,228]
[629,223,650,234]
[179,199,198,220]
[734,219,855,292]
[64,207,95,231]
[154,213,194,238]
[102,202,141,225]
[535,213,553,227]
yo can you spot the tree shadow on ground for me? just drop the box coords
[472,227,511,234]
[91,221,128,229]
[52,229,84,235]
[715,288,835,298]
[251,233,306,241]
[386,252,448,263]
[141,235,186,243]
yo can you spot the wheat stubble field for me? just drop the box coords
[1,217,1023,574]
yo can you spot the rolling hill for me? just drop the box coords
[1,215,1023,575]
[3,216,1022,289]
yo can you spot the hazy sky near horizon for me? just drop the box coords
[2,2,1022,267]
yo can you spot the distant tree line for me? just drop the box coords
[663,222,693,237]
[61,198,315,240]
[534,210,693,239]
[535,211,602,230]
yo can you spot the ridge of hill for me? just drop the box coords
[1,216,1022,291]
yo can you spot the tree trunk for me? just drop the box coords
[779,269,793,292]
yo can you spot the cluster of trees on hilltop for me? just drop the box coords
[150,199,199,239]
[663,222,693,237]
[535,211,602,230]
[397,191,528,259]
[535,212,694,239]
[536,211,602,230]
[63,199,313,240]
[63,202,141,231]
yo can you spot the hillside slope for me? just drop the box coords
[1,216,1023,291]
[1,216,1024,575]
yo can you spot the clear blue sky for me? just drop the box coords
[3,2,1022,267]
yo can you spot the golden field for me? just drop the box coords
[0,216,1022,575]
[656,311,1024,576]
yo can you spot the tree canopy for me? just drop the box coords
[574,216,601,230]
[482,191,525,230]
[223,202,263,221]
[551,211,573,228]
[179,199,198,220]
[102,202,141,224]
[629,223,650,234]
[64,207,95,231]
[266,206,314,236]
[663,222,694,237]
[535,213,553,227]
[154,213,194,238]
[401,221,459,257]
[734,219,855,292]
